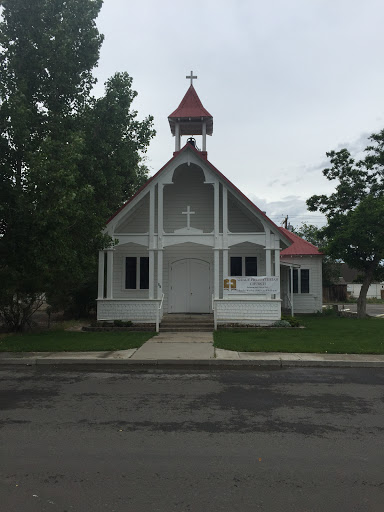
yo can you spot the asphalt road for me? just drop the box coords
[1,367,384,512]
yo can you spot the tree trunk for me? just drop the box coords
[356,257,380,318]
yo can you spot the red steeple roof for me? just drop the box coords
[169,85,212,119]
[168,85,213,136]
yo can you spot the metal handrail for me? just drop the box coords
[212,294,217,331]
[156,293,165,334]
[283,292,294,317]
[285,292,292,308]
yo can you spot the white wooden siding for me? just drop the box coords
[228,242,266,276]
[215,300,281,325]
[115,193,149,233]
[228,193,264,233]
[97,299,158,322]
[280,255,323,313]
[112,243,157,299]
[163,164,214,233]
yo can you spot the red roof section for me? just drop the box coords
[279,227,323,256]
[106,144,292,249]
[168,85,213,119]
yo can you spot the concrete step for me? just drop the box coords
[160,322,214,326]
[161,322,214,327]
[160,314,214,332]
[159,327,214,332]
[160,322,214,327]
[161,315,213,320]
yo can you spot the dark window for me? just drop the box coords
[230,257,242,276]
[293,269,298,293]
[301,269,310,293]
[289,269,309,294]
[125,257,137,289]
[245,257,257,276]
[140,257,149,289]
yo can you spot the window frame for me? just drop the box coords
[124,256,149,290]
[229,255,258,277]
[289,268,310,294]
[300,268,310,294]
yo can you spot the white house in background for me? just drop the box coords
[97,75,323,330]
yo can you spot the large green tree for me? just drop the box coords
[0,0,155,330]
[307,130,384,318]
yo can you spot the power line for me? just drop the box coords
[269,214,327,218]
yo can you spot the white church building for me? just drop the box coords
[97,74,323,330]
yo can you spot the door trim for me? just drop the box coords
[169,258,211,313]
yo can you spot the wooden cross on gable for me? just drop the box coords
[182,205,195,229]
[186,71,197,86]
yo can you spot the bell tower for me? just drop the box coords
[168,71,213,157]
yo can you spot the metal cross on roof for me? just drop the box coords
[186,70,197,86]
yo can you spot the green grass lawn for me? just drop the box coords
[214,316,384,354]
[0,330,155,352]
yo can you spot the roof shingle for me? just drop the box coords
[168,85,213,119]
[279,227,323,256]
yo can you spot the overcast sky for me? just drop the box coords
[92,0,384,228]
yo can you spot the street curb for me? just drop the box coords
[1,357,384,368]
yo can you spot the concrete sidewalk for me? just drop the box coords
[1,330,384,367]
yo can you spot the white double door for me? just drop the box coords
[169,259,210,313]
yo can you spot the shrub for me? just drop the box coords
[272,320,291,327]
[123,320,133,327]
[282,315,302,327]
[113,320,133,327]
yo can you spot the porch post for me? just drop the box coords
[274,247,281,300]
[223,187,228,281]
[265,229,271,276]
[157,250,163,299]
[214,182,219,236]
[223,250,228,279]
[214,182,220,299]
[214,249,220,300]
[149,187,155,299]
[149,250,155,299]
[98,251,105,299]
[106,249,114,299]
[157,184,164,300]
[158,184,164,238]
[290,266,294,316]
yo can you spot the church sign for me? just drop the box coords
[224,276,280,295]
